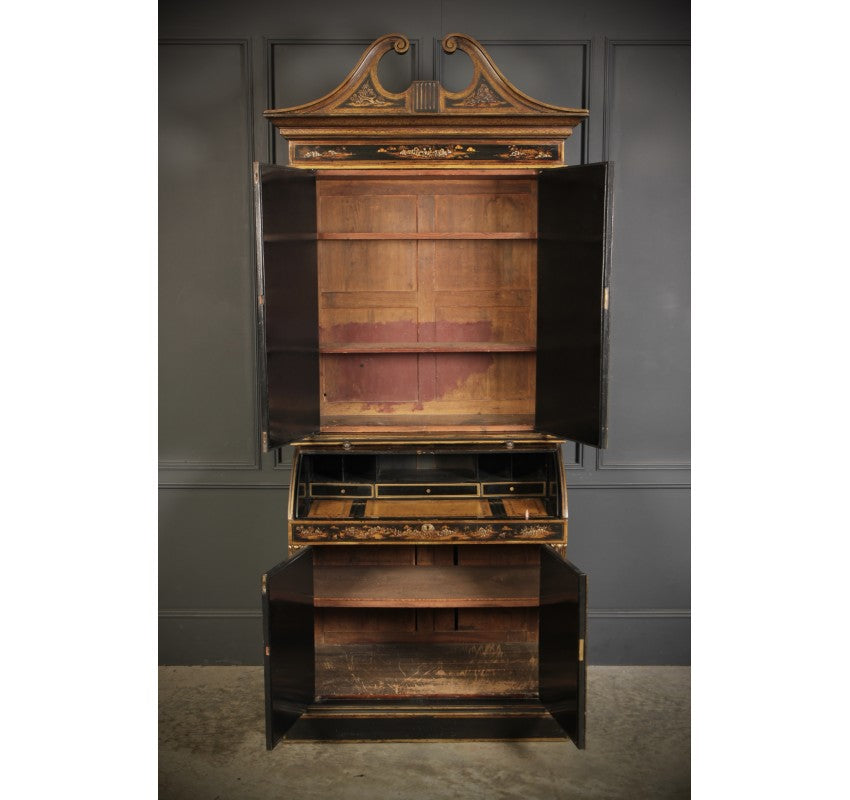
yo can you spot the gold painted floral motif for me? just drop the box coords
[293,522,560,542]
[517,525,560,538]
[344,81,396,107]
[499,145,556,160]
[451,81,508,108]
[297,146,353,160]
[376,144,476,160]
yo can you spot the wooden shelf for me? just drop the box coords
[320,342,536,354]
[318,232,536,240]
[294,431,563,446]
[313,565,539,608]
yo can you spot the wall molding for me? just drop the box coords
[158,483,289,490]
[158,37,261,473]
[596,454,691,471]
[568,483,689,489]
[596,37,691,473]
[602,38,690,164]
[589,608,689,619]
[161,608,261,620]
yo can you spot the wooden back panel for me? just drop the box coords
[313,544,540,699]
[316,173,537,432]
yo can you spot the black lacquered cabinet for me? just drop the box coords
[255,33,611,747]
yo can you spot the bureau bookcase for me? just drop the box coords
[256,33,612,747]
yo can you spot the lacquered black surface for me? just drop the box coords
[291,142,561,166]
[285,708,568,741]
[294,450,562,518]
[536,162,613,448]
[255,164,319,447]
[263,548,315,749]
[539,548,587,748]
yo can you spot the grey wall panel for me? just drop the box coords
[567,487,690,610]
[600,42,691,469]
[158,0,690,666]
[442,0,689,40]
[160,615,263,666]
[162,0,442,41]
[159,42,257,467]
[159,488,288,610]
[589,615,690,665]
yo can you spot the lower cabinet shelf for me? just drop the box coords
[262,544,586,747]
[313,565,540,607]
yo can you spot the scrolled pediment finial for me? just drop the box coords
[264,32,588,167]
[390,33,410,54]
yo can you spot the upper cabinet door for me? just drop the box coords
[536,163,613,449]
[254,164,319,448]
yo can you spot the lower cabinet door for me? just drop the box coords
[261,544,587,748]
[262,547,315,749]
[539,547,588,748]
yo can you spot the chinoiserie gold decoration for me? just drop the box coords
[292,521,563,544]
[264,32,588,169]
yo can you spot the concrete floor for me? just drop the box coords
[159,666,689,799]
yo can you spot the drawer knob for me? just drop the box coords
[426,488,431,494]
[509,486,515,492]
[340,489,346,494]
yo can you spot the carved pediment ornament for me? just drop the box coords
[265,32,588,119]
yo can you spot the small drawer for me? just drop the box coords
[376,483,479,498]
[482,482,546,497]
[310,483,373,498]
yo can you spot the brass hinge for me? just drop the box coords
[252,161,260,185]
[578,638,585,662]
[262,431,269,452]
[261,573,267,594]
[603,287,609,311]
[258,294,264,307]
[265,645,270,657]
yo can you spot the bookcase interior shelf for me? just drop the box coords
[317,172,538,433]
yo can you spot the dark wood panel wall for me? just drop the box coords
[159,0,690,665]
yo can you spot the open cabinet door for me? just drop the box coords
[254,164,319,448]
[539,547,587,748]
[536,162,613,449]
[261,548,314,749]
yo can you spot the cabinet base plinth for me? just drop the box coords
[276,698,571,742]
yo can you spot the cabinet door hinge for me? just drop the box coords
[262,431,269,452]
[578,638,585,662]
[261,573,267,594]
[265,645,270,657]
[252,161,260,185]
[258,294,264,307]
[603,287,609,311]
